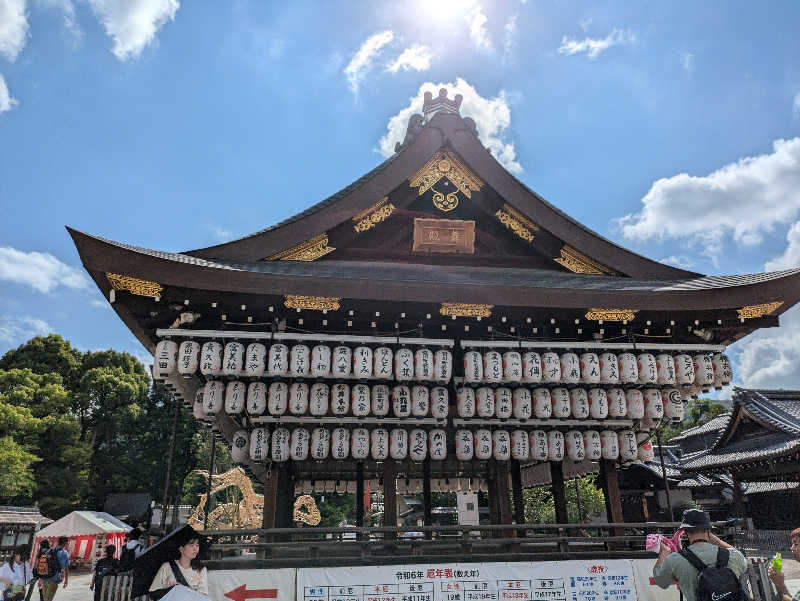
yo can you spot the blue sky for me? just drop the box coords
[1,0,800,391]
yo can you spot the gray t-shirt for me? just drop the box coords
[652,542,747,601]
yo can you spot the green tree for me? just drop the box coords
[523,475,606,524]
[0,335,82,391]
[662,398,729,441]
[0,436,40,498]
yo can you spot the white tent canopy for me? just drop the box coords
[36,511,130,538]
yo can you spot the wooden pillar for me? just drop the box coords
[550,461,569,524]
[423,458,432,539]
[511,460,525,527]
[495,461,513,526]
[383,460,397,539]
[356,463,365,538]
[274,464,292,531]
[259,465,280,558]
[203,436,216,530]
[602,460,624,525]
[486,461,499,528]
[732,476,745,518]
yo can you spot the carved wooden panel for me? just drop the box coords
[412,218,475,254]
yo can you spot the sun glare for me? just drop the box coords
[419,0,474,23]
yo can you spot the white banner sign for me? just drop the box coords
[208,568,296,601]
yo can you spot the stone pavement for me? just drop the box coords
[28,571,94,601]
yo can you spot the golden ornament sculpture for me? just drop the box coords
[267,233,335,261]
[106,273,163,298]
[555,245,616,275]
[439,303,493,318]
[284,295,341,311]
[353,198,396,233]
[737,301,783,319]
[293,495,322,526]
[584,308,638,321]
[409,149,483,212]
[187,467,263,530]
[494,204,539,243]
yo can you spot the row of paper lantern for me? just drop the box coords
[293,478,489,495]
[154,340,453,383]
[229,426,652,464]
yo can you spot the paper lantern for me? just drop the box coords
[267,344,289,377]
[271,428,290,462]
[389,428,408,459]
[291,428,310,461]
[492,430,511,461]
[313,480,325,493]
[411,385,430,417]
[655,354,676,385]
[625,389,644,419]
[637,353,657,385]
[607,388,627,418]
[333,346,352,378]
[178,340,200,376]
[331,383,350,415]
[331,428,350,460]
[617,430,637,462]
[457,388,476,418]
[566,430,585,461]
[693,354,714,386]
[434,349,453,383]
[289,383,309,415]
[503,351,523,383]
[530,430,548,461]
[373,347,393,379]
[551,388,571,418]
[541,352,562,383]
[351,384,371,417]
[392,385,411,417]
[583,430,601,460]
[351,427,370,460]
[242,343,265,377]
[495,387,513,419]
[580,352,601,384]
[370,428,389,460]
[353,346,373,379]
[192,388,206,420]
[463,350,484,384]
[456,430,474,460]
[231,430,249,463]
[600,430,619,460]
[311,428,330,460]
[483,350,503,383]
[569,388,590,419]
[415,348,434,381]
[547,431,564,461]
[394,348,414,381]
[153,340,178,379]
[533,388,552,418]
[617,352,638,384]
[429,429,447,460]
[223,342,244,376]
[224,381,246,414]
[560,352,581,385]
[588,388,608,419]
[431,387,449,419]
[371,384,390,416]
[249,427,269,461]
[712,353,733,387]
[290,344,311,378]
[599,352,619,384]
[200,342,223,376]
[309,383,330,416]
[476,387,495,418]
[637,432,654,462]
[522,351,543,383]
[644,389,664,419]
[513,388,532,419]
[311,345,332,378]
[511,430,529,460]
[410,429,428,461]
[474,429,492,460]
[662,388,684,422]
[203,381,224,416]
[674,354,695,385]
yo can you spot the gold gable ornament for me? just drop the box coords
[555,246,617,275]
[293,495,322,526]
[409,149,483,212]
[268,233,335,261]
[585,308,638,322]
[495,204,539,243]
[440,303,493,318]
[106,273,163,298]
[285,295,341,311]
[737,301,783,320]
[353,198,396,233]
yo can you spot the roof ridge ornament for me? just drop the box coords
[394,88,479,153]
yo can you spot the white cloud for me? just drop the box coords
[377,77,522,174]
[211,227,234,243]
[0,316,52,345]
[90,298,112,310]
[87,0,179,61]
[731,305,800,389]
[0,246,90,293]
[0,0,29,62]
[0,74,18,113]
[659,255,695,270]
[343,30,394,95]
[466,4,492,52]
[617,137,800,259]
[681,52,694,72]
[386,45,432,74]
[38,0,82,44]
[793,93,800,121]
[557,29,635,60]
[765,221,800,271]
[502,15,517,64]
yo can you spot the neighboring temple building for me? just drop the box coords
[69,88,800,530]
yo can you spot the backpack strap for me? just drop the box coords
[716,547,730,569]
[679,547,709,573]
[168,561,190,588]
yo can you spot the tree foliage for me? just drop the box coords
[524,475,606,524]
[661,398,729,441]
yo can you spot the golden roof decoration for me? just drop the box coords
[555,245,617,275]
[584,308,638,321]
[737,301,784,320]
[267,233,335,261]
[439,303,493,318]
[106,273,163,298]
[409,149,483,212]
[285,295,341,311]
[495,204,539,243]
[353,197,397,233]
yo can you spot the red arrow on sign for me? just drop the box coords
[225,585,278,601]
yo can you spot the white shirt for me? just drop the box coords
[125,539,146,558]
[0,560,33,588]
[149,562,208,595]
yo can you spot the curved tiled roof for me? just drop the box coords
[668,414,732,442]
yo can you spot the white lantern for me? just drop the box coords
[495,387,513,419]
[483,350,503,383]
[225,381,246,414]
[474,429,492,460]
[656,354,676,385]
[503,351,523,383]
[311,345,332,378]
[371,384,390,416]
[392,385,411,417]
[223,342,244,376]
[394,348,414,381]
[333,346,352,378]
[530,430,548,461]
[522,351,543,383]
[662,388,684,422]
[353,346,373,379]
[547,431,564,461]
[309,383,330,416]
[580,352,601,384]
[370,428,389,460]
[569,389,590,419]
[415,348,434,381]
[291,428,310,461]
[243,343,266,377]
[588,389,608,419]
[533,388,552,418]
[637,353,657,385]
[712,353,733,387]
[429,429,447,460]
[290,344,311,378]
[607,388,627,418]
[541,352,562,383]
[200,342,223,376]
[373,347,393,379]
[271,428,290,462]
[560,352,581,385]
[456,430,474,460]
[230,430,249,463]
[457,388,476,418]
[351,384,371,417]
[617,353,638,384]
[599,352,619,384]
[389,428,408,459]
[693,354,714,386]
[600,430,619,460]
[513,388,532,419]
[289,382,309,415]
[193,389,206,420]
[311,428,330,460]
[203,381,224,416]
[492,430,511,461]
[434,350,453,383]
[637,432,655,462]
[178,340,200,376]
[153,340,178,379]
[617,430,637,462]
[246,382,267,416]
[331,428,350,460]
[566,430,585,461]
[268,344,289,377]
[411,386,430,417]
[267,382,288,415]
[409,429,428,461]
[351,427,370,460]
[511,430,529,460]
[463,350,484,384]
[331,383,350,415]
[551,388,571,418]
[675,354,695,385]
[431,387,449,419]
[249,427,269,461]
[583,430,602,460]
[625,389,644,419]
[476,387,495,418]
[644,389,664,419]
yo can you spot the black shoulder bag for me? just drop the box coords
[149,561,191,601]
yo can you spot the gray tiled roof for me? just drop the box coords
[744,481,800,495]
[682,432,800,470]
[668,414,732,442]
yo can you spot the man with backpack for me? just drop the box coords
[118,528,146,573]
[653,509,747,601]
[36,537,69,601]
